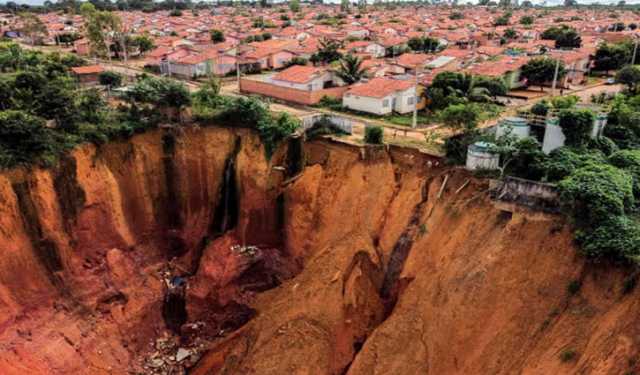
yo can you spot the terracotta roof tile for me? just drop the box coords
[346,77,414,98]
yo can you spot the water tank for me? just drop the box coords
[591,113,608,138]
[466,141,499,171]
[496,116,530,139]
[542,117,565,154]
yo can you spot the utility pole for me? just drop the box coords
[631,36,639,65]
[412,64,419,129]
[551,57,560,96]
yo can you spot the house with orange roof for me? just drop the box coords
[395,53,431,71]
[344,40,385,58]
[240,65,347,105]
[343,77,417,115]
[71,65,104,85]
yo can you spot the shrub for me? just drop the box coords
[444,130,480,165]
[440,103,481,131]
[558,163,634,225]
[587,136,619,157]
[609,149,640,198]
[576,215,640,261]
[364,126,383,144]
[98,71,122,88]
[558,108,595,147]
[257,112,300,158]
[559,349,577,362]
[541,147,606,181]
[0,110,56,168]
[531,100,550,117]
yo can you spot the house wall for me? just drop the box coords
[240,78,348,105]
[393,87,418,114]
[270,51,294,69]
[269,72,333,91]
[343,93,393,115]
[212,62,235,76]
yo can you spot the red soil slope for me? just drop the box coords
[0,128,636,374]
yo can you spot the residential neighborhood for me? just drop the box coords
[1,2,638,122]
[4,1,640,374]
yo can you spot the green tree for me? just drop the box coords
[531,100,549,117]
[0,110,54,168]
[558,163,634,226]
[336,54,368,84]
[341,0,350,12]
[132,35,155,54]
[593,43,631,73]
[494,15,510,26]
[558,108,595,147]
[364,126,384,144]
[555,28,581,49]
[503,28,517,39]
[440,103,480,131]
[127,76,191,122]
[610,149,640,198]
[520,57,565,91]
[210,29,225,43]
[616,65,640,94]
[310,39,342,65]
[98,70,122,88]
[519,15,533,25]
[290,0,300,12]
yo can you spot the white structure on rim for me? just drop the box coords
[542,113,608,154]
[496,116,530,139]
[466,141,499,171]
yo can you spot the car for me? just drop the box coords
[605,78,616,85]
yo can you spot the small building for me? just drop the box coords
[71,65,104,85]
[239,65,347,106]
[342,78,417,115]
[466,142,499,171]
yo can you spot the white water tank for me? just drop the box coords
[496,116,530,139]
[542,117,565,154]
[591,113,608,138]
[466,141,499,171]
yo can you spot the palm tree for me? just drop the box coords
[336,54,368,85]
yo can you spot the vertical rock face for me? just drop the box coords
[1,127,639,375]
[0,127,282,374]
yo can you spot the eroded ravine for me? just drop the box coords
[1,127,640,375]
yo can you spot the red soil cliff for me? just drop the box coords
[0,127,637,374]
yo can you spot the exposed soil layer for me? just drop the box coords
[0,127,639,375]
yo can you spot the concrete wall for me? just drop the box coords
[240,78,348,105]
[393,87,418,114]
[300,113,355,134]
[489,177,559,212]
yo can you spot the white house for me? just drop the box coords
[268,65,337,91]
[342,78,417,115]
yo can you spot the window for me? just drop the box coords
[307,84,313,91]
[407,96,414,105]
[382,99,389,107]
